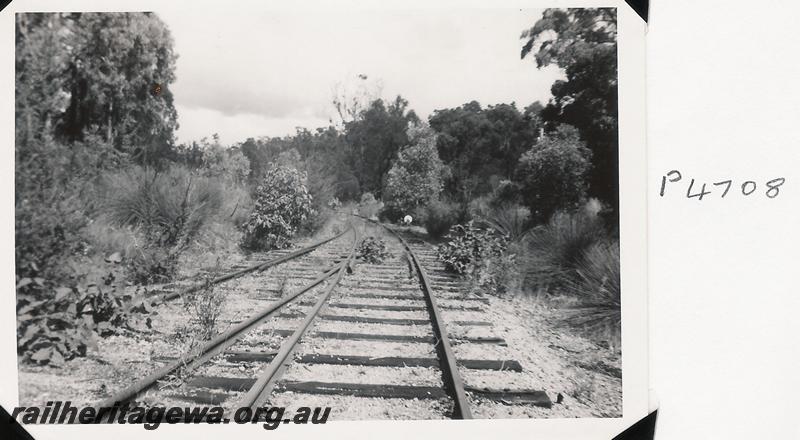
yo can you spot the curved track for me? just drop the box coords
[96,215,552,421]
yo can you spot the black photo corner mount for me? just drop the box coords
[0,405,35,440]
[612,410,658,440]
[0,0,12,14]
[624,0,649,22]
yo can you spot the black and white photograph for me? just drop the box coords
[6,0,649,434]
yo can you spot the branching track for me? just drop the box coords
[96,215,551,421]
[156,225,353,303]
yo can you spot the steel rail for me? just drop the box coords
[360,215,473,419]
[95,228,357,414]
[158,224,353,302]
[238,226,361,410]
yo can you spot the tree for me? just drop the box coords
[515,125,591,223]
[330,74,383,128]
[521,8,618,219]
[53,13,179,163]
[343,96,418,197]
[429,101,540,199]
[199,135,251,184]
[240,166,315,250]
[383,123,446,215]
[15,14,71,147]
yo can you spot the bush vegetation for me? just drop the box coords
[357,237,392,264]
[515,125,592,224]
[564,240,621,349]
[423,199,462,238]
[15,8,622,362]
[240,166,315,250]
[382,124,445,217]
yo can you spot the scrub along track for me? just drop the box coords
[95,215,552,422]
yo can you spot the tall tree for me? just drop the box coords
[429,101,540,200]
[344,96,418,197]
[383,123,445,215]
[55,13,179,163]
[521,8,618,218]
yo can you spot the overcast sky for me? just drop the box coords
[155,8,564,145]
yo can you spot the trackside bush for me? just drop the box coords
[515,125,591,224]
[357,237,392,264]
[438,222,507,275]
[424,199,461,238]
[17,268,155,365]
[438,222,509,294]
[520,210,604,291]
[100,166,223,283]
[240,166,315,250]
[564,240,621,349]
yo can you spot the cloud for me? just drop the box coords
[158,8,564,142]
[174,104,330,145]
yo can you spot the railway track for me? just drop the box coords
[95,215,551,421]
[154,223,354,303]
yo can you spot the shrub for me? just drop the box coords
[184,271,226,341]
[479,203,532,243]
[515,124,591,224]
[240,166,315,250]
[438,222,507,275]
[564,240,621,349]
[357,237,392,264]
[438,222,509,295]
[358,192,383,219]
[16,268,154,365]
[102,166,223,248]
[100,166,223,282]
[328,197,342,210]
[519,210,604,291]
[15,138,95,282]
[200,141,251,184]
[382,123,445,216]
[378,204,403,223]
[424,199,461,238]
[490,179,521,207]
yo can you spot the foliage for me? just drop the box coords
[101,166,223,246]
[357,237,392,264]
[519,210,604,291]
[437,222,508,275]
[358,192,383,220]
[241,166,315,250]
[99,165,223,283]
[515,125,591,223]
[437,222,510,294]
[343,96,419,197]
[16,13,179,163]
[383,123,446,216]
[424,199,462,239]
[564,240,621,348]
[16,268,155,365]
[183,272,226,341]
[239,127,359,200]
[521,8,619,219]
[477,202,532,243]
[490,179,522,207]
[199,136,251,184]
[378,204,403,223]
[429,101,541,199]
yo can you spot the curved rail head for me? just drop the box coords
[356,215,473,419]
